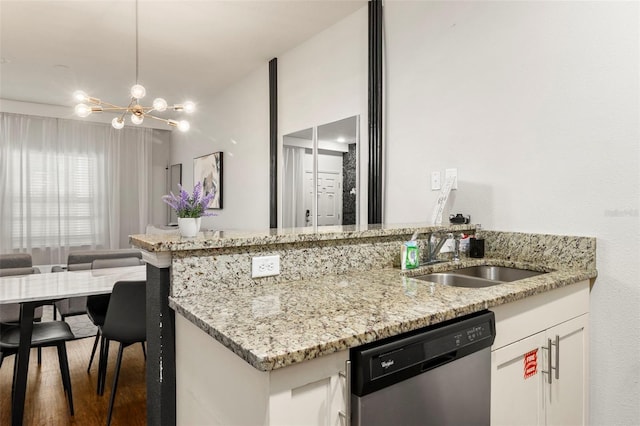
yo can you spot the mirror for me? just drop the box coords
[283,128,313,228]
[282,116,359,228]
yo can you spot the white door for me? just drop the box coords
[303,171,314,227]
[545,314,589,426]
[317,172,342,226]
[491,331,546,426]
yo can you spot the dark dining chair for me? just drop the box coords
[100,280,146,426]
[0,266,43,325]
[0,253,35,270]
[86,257,145,385]
[0,316,75,416]
[52,249,143,321]
[0,255,45,364]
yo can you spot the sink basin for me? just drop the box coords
[413,273,503,288]
[450,266,546,282]
[412,266,548,288]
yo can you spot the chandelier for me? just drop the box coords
[73,0,194,132]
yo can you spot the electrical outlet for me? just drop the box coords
[251,255,280,278]
[445,168,458,190]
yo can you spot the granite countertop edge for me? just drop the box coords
[130,223,476,252]
[169,259,597,372]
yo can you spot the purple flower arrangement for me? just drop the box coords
[162,181,216,218]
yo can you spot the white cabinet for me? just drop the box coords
[269,351,349,426]
[175,280,589,426]
[491,281,590,426]
[175,313,349,426]
[546,315,589,426]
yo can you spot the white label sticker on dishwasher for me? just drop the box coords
[524,349,538,379]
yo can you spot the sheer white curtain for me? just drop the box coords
[283,145,306,228]
[101,125,153,248]
[0,112,153,265]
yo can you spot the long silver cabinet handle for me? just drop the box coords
[543,338,553,384]
[339,360,351,425]
[542,337,559,384]
[554,334,560,380]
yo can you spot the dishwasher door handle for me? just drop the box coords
[339,360,351,425]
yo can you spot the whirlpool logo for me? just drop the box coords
[381,359,395,369]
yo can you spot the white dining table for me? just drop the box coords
[0,265,146,426]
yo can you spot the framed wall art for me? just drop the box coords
[193,152,223,209]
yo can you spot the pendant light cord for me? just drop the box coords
[135,0,139,85]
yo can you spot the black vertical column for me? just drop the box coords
[368,0,383,225]
[146,263,175,426]
[269,58,278,229]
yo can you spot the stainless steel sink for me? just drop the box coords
[413,273,502,288]
[450,266,545,282]
[412,266,548,288]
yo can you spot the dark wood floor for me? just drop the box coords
[0,336,146,425]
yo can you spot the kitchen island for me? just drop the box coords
[130,224,596,425]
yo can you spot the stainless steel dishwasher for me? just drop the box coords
[349,310,496,426]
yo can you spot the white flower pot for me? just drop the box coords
[178,217,201,238]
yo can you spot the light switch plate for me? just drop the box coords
[445,168,458,190]
[431,171,441,190]
[251,255,280,278]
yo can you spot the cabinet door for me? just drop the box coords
[270,375,339,425]
[491,331,547,426]
[545,314,589,426]
[269,351,349,426]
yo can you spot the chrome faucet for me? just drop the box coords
[452,233,461,262]
[411,231,450,265]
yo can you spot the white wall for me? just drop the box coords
[170,64,270,231]
[384,1,639,424]
[170,5,367,231]
[278,5,368,227]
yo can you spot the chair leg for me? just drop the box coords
[106,343,125,426]
[56,343,74,416]
[98,337,110,396]
[37,347,42,365]
[141,342,146,360]
[96,334,104,395]
[56,345,67,393]
[87,331,101,373]
[11,352,18,401]
[0,351,4,369]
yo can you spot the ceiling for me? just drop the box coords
[0,0,366,109]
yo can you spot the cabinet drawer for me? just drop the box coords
[492,280,589,350]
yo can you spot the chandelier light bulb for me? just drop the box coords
[112,117,125,129]
[72,85,190,131]
[177,120,190,132]
[70,0,192,132]
[131,114,144,125]
[73,90,88,102]
[153,98,168,112]
[130,84,146,99]
[182,101,195,114]
[75,103,92,118]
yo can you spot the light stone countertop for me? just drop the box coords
[0,265,146,304]
[130,223,476,252]
[169,257,596,372]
